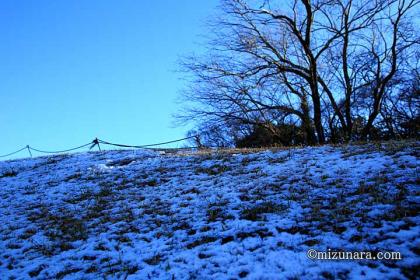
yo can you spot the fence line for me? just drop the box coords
[0,135,200,160]
[98,135,197,149]
[29,142,94,154]
[0,146,28,158]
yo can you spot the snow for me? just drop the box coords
[0,142,419,279]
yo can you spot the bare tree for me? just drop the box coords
[178,0,419,145]
[319,0,419,139]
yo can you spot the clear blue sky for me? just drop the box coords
[0,0,217,159]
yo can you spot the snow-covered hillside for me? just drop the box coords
[0,142,419,279]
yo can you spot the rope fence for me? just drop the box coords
[0,135,201,160]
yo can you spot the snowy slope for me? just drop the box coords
[0,142,419,279]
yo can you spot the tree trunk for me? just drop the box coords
[300,95,316,144]
[312,94,325,144]
[309,68,325,144]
